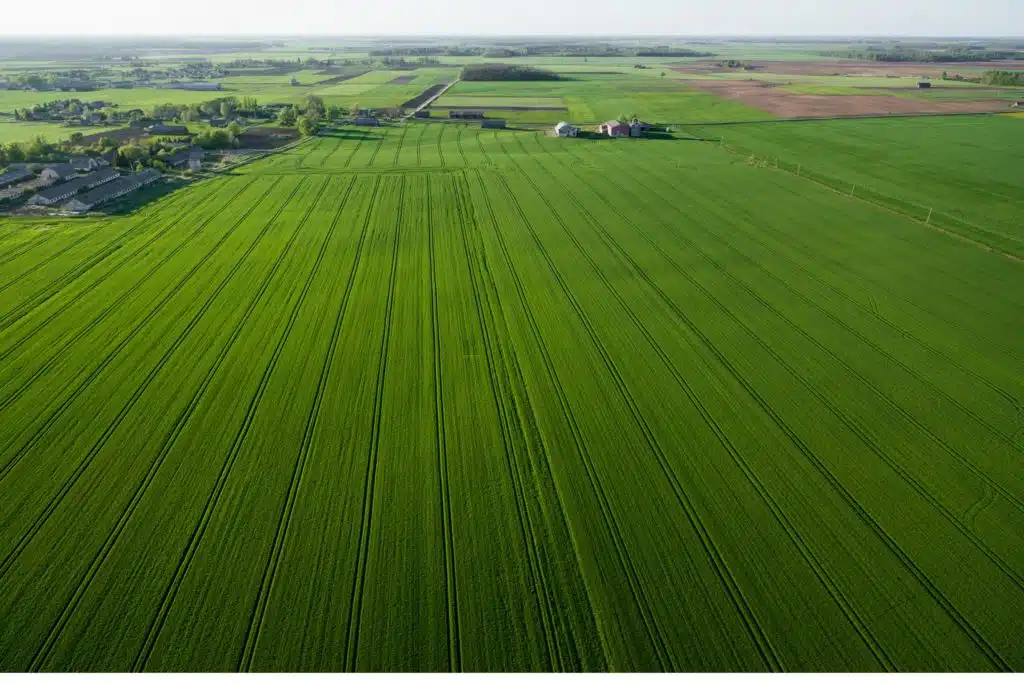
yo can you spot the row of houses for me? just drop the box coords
[66,169,162,213]
[0,156,110,193]
[28,168,120,206]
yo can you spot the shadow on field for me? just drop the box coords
[573,130,688,141]
[318,130,386,141]
[102,179,188,216]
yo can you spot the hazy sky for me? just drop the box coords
[1,0,1022,37]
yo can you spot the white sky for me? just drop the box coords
[0,0,1021,37]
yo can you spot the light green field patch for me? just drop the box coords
[432,95,566,109]
[0,121,121,145]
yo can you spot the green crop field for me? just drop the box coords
[686,115,1024,257]
[0,120,1022,672]
[0,121,120,144]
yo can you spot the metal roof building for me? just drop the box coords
[29,169,120,206]
[0,168,34,188]
[64,169,160,213]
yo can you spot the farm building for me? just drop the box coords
[554,122,579,137]
[28,169,119,206]
[414,110,430,119]
[70,155,109,172]
[188,147,205,172]
[163,147,205,170]
[147,124,190,136]
[918,81,932,89]
[598,120,630,137]
[0,168,34,188]
[1013,101,1024,108]
[40,164,78,183]
[481,119,506,129]
[449,110,485,120]
[64,169,160,213]
[353,116,380,127]
[629,119,652,137]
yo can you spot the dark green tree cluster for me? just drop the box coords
[461,64,561,81]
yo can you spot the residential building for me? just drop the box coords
[598,120,630,137]
[554,121,579,137]
[0,168,34,188]
[28,169,119,206]
[40,164,78,183]
[64,169,160,213]
[414,110,431,118]
[70,155,110,172]
[629,119,651,137]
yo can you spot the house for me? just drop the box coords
[598,120,630,137]
[163,146,205,170]
[554,121,579,137]
[353,116,380,127]
[64,169,160,213]
[449,110,484,120]
[147,124,190,136]
[40,164,78,183]
[629,118,651,137]
[481,119,506,129]
[28,169,119,206]
[82,113,104,125]
[918,81,932,89]
[0,168,34,188]
[1012,101,1024,108]
[188,147,205,172]
[414,110,431,118]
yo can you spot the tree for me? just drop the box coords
[296,115,319,137]
[220,100,235,118]
[227,121,243,139]
[304,94,326,121]
[277,105,297,126]
[661,71,666,78]
[69,132,85,146]
[118,144,147,167]
[5,143,26,163]
[327,105,344,121]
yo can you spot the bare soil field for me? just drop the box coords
[235,126,299,149]
[400,83,448,109]
[673,59,1024,78]
[688,80,1012,118]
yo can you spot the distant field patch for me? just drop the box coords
[433,95,567,109]
[0,121,120,145]
[390,75,418,85]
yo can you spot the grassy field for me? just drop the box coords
[686,115,1024,257]
[0,120,1022,671]
[0,121,120,144]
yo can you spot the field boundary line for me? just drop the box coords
[390,125,408,167]
[363,132,387,169]
[131,177,322,671]
[237,176,361,671]
[0,178,284,480]
[319,137,344,168]
[344,176,405,671]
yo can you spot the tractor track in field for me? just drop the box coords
[426,177,462,672]
[524,154,1010,671]
[0,186,229,397]
[133,177,323,672]
[555,154,1024,591]
[390,126,408,167]
[454,174,602,671]
[0,179,285,478]
[437,127,446,168]
[478,167,672,671]
[294,138,317,169]
[341,135,365,169]
[458,171,609,670]
[364,134,387,169]
[527,146,897,670]
[345,177,405,671]
[602,151,1024,457]
[455,126,469,167]
[0,229,60,270]
[0,191,195,296]
[502,145,782,671]
[414,125,427,167]
[450,174,563,669]
[550,149,1024,508]
[475,129,491,166]
[0,187,213,334]
[237,176,360,671]
[319,138,344,168]
[28,176,341,672]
